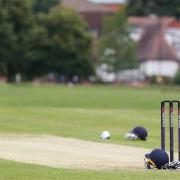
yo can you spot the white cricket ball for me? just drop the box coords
[100,131,111,140]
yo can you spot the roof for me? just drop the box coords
[99,4,123,11]
[89,0,126,4]
[168,20,180,28]
[129,17,179,62]
[61,0,115,13]
[129,17,174,28]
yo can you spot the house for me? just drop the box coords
[61,0,116,36]
[98,17,180,83]
[61,1,180,81]
[129,17,180,79]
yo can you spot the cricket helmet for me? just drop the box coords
[144,148,169,169]
[125,126,148,140]
[131,126,148,140]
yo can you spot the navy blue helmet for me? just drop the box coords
[125,126,148,140]
[132,126,148,140]
[145,148,169,169]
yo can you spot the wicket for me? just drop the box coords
[161,100,180,162]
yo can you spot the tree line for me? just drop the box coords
[0,0,94,82]
[1,0,178,82]
[127,0,180,18]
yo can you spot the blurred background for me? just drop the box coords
[0,0,180,86]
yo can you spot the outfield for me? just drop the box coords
[0,84,180,179]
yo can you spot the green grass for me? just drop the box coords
[0,159,180,180]
[0,107,161,148]
[0,84,179,148]
[0,84,180,179]
[0,84,178,109]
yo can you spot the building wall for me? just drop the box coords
[80,12,114,36]
[140,60,179,77]
[165,28,180,58]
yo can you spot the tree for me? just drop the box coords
[29,6,94,81]
[0,0,35,81]
[0,1,94,81]
[32,0,60,14]
[173,70,180,85]
[98,9,138,77]
[127,0,180,18]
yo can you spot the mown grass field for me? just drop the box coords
[1,159,180,180]
[2,158,180,180]
[0,84,180,179]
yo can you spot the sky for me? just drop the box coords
[89,0,127,4]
